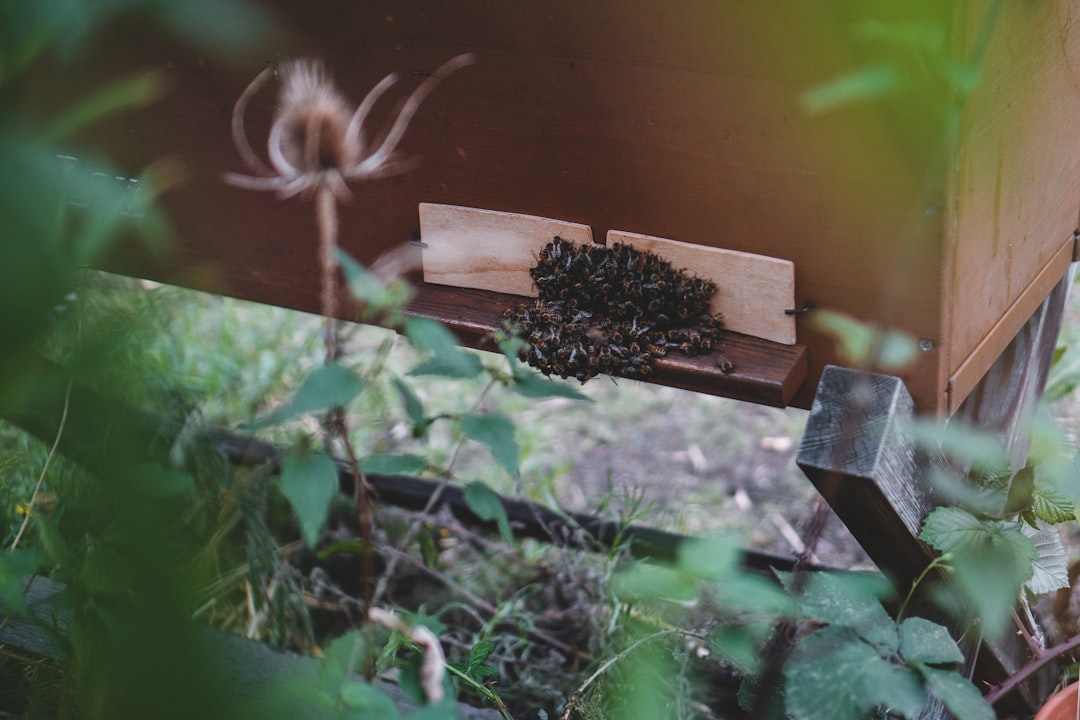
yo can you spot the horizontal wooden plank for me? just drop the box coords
[420,203,593,296]
[405,283,807,406]
[607,230,796,345]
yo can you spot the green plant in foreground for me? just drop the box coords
[780,569,991,720]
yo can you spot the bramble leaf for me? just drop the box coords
[463,481,513,543]
[1031,483,1075,525]
[785,626,924,720]
[781,571,897,652]
[920,506,1036,637]
[801,63,901,115]
[918,666,993,720]
[392,378,429,436]
[1022,522,1069,595]
[280,451,338,548]
[468,640,495,669]
[336,248,412,314]
[404,317,483,379]
[462,412,519,477]
[898,618,962,666]
[511,369,591,401]
[614,563,697,603]
[677,536,740,582]
[0,549,45,615]
[905,420,1010,478]
[407,353,483,379]
[339,680,400,718]
[250,363,362,428]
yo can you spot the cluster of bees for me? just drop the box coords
[504,237,725,383]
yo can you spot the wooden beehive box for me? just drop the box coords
[49,0,1080,414]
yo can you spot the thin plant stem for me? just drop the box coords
[11,379,72,550]
[370,376,499,609]
[444,662,514,720]
[894,554,950,627]
[316,184,339,363]
[985,632,1080,706]
[558,629,685,720]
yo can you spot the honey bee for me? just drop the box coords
[585,326,607,344]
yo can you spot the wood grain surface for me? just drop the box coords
[419,203,592,296]
[607,229,796,345]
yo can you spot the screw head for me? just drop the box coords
[919,339,934,352]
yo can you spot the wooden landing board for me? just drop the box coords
[420,204,797,345]
[405,283,808,407]
[419,204,593,297]
[607,230,796,345]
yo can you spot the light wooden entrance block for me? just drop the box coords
[606,230,796,345]
[419,204,593,298]
[420,204,797,345]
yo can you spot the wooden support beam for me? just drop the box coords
[796,366,940,589]
[795,365,1053,716]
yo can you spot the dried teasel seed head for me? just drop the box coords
[274,59,355,173]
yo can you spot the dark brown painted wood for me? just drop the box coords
[44,0,1080,413]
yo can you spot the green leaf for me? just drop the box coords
[788,572,898,652]
[710,623,772,674]
[1046,343,1080,401]
[33,515,74,570]
[462,481,513,543]
[511,369,591,401]
[124,464,194,498]
[676,536,739,582]
[0,549,45,615]
[320,630,366,689]
[339,680,401,718]
[462,412,520,477]
[250,363,362,428]
[1022,523,1069,595]
[398,652,426,706]
[77,545,134,596]
[280,451,339,548]
[919,507,1029,561]
[801,63,902,114]
[809,311,916,371]
[407,353,484,379]
[920,507,1036,637]
[361,453,428,476]
[336,248,414,317]
[614,562,697,603]
[392,378,429,436]
[785,626,924,720]
[336,248,385,304]
[905,420,1010,478]
[403,316,458,354]
[404,317,483,379]
[316,539,369,560]
[468,640,495,669]
[918,666,994,720]
[404,701,462,720]
[45,70,165,141]
[1032,483,1075,525]
[898,618,963,666]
